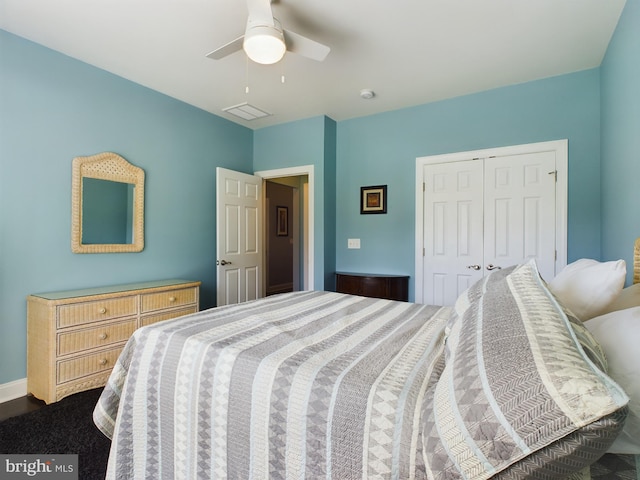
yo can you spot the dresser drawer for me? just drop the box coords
[141,287,197,313]
[58,296,138,328]
[140,306,198,327]
[57,345,124,384]
[57,318,137,356]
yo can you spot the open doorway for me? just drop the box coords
[256,166,314,293]
[265,176,309,294]
[265,180,296,294]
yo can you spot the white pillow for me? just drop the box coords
[603,283,640,313]
[548,259,626,320]
[585,307,640,454]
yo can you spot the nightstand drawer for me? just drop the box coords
[57,318,137,356]
[335,272,409,301]
[141,287,197,313]
[58,296,138,328]
[57,345,124,384]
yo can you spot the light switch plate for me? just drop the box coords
[347,238,361,249]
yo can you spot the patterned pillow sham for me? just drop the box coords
[452,265,517,319]
[446,266,517,358]
[422,259,629,480]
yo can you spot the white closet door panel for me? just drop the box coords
[423,160,484,306]
[484,152,557,280]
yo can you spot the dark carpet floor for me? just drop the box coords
[0,388,110,480]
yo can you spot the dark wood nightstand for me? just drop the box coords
[335,272,409,301]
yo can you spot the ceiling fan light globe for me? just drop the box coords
[243,25,286,65]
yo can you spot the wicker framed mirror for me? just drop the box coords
[71,152,145,253]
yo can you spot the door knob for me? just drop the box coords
[217,260,232,266]
[486,264,502,270]
[466,264,481,270]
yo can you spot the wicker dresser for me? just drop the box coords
[27,279,201,404]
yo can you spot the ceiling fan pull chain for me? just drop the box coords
[281,57,286,84]
[245,56,250,94]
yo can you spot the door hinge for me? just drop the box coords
[423,182,425,192]
[548,170,557,182]
[423,247,425,256]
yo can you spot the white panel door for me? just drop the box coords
[422,153,558,306]
[423,160,484,306]
[216,167,263,306]
[484,152,557,280]
[416,140,567,305]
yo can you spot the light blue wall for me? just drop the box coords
[0,30,253,384]
[601,0,640,286]
[336,70,602,300]
[253,116,336,290]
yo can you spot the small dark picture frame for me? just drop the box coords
[276,206,288,236]
[360,185,387,214]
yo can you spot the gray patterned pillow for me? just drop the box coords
[422,259,629,480]
[452,265,517,320]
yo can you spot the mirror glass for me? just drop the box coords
[82,178,135,244]
[72,152,145,253]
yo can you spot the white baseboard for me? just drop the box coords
[0,378,27,403]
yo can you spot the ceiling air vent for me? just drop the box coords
[222,102,272,121]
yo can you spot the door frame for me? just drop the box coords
[255,165,315,291]
[414,139,568,303]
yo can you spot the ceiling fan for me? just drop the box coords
[206,0,330,65]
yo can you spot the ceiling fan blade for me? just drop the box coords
[246,0,275,26]
[205,36,245,60]
[283,29,330,62]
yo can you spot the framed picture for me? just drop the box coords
[360,185,387,214]
[276,206,288,236]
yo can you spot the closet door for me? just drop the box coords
[423,160,484,306]
[422,152,558,306]
[484,151,557,281]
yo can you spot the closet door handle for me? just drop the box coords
[486,264,502,271]
[466,265,481,270]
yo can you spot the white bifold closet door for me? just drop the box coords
[423,151,557,306]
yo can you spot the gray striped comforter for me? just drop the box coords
[94,291,450,479]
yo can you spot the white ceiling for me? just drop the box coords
[0,0,627,130]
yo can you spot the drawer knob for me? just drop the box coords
[98,307,107,314]
[98,358,108,366]
[169,296,176,302]
[98,332,108,340]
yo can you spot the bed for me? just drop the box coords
[94,245,640,479]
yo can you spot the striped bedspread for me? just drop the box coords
[93,291,450,479]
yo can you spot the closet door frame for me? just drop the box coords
[414,139,568,304]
